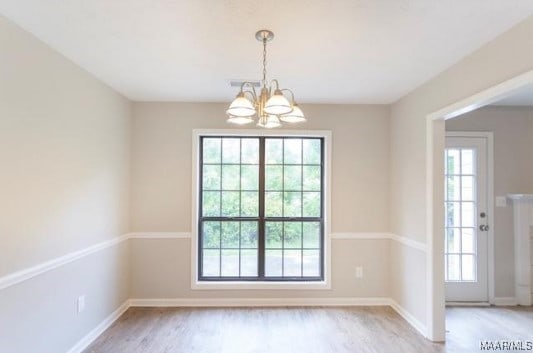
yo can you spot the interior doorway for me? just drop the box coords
[426,69,533,342]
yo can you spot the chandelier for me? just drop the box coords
[226,30,306,128]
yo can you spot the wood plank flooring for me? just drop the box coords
[83,306,533,353]
[446,306,533,352]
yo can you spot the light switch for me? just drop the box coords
[495,196,507,208]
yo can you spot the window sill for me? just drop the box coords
[191,280,331,290]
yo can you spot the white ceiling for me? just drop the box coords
[493,85,533,106]
[1,1,533,103]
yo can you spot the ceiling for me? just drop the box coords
[1,1,533,104]
[493,85,533,106]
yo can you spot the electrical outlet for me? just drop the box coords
[77,295,85,314]
[355,266,363,279]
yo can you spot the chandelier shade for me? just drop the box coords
[226,30,306,128]
[257,115,282,129]
[226,93,256,117]
[226,115,254,125]
[279,104,306,123]
[264,89,293,115]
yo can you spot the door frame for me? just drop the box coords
[444,131,494,304]
[426,68,533,341]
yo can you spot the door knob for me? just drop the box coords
[479,225,489,232]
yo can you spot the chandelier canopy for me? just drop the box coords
[226,30,306,128]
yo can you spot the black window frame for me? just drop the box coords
[198,135,325,282]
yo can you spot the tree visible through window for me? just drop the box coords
[198,136,324,281]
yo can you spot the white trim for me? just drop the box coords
[389,234,428,252]
[331,232,427,252]
[445,301,490,307]
[129,297,392,307]
[428,69,533,121]
[0,231,428,292]
[507,194,533,201]
[390,300,428,338]
[330,232,391,240]
[492,297,518,306]
[427,68,533,342]
[128,232,192,239]
[0,234,129,291]
[190,129,333,291]
[66,300,130,353]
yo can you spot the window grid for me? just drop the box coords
[444,148,477,282]
[199,136,324,281]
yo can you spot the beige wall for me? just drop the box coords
[390,15,533,335]
[130,238,390,299]
[131,102,390,233]
[446,106,533,297]
[0,15,130,353]
[130,102,392,298]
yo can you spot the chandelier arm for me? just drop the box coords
[271,79,280,91]
[239,82,258,100]
[280,88,296,104]
[241,89,257,102]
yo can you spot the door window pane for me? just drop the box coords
[461,150,474,175]
[447,254,460,281]
[444,147,479,283]
[461,255,475,281]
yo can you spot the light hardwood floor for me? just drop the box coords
[83,306,533,353]
[446,306,533,352]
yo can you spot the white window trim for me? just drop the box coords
[190,129,332,290]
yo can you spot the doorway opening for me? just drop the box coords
[427,69,533,342]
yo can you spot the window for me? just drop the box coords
[444,148,477,281]
[198,136,324,281]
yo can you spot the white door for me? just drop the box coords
[444,134,489,302]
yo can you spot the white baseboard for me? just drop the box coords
[492,297,517,306]
[446,301,490,307]
[66,300,130,353]
[129,297,392,307]
[390,300,427,339]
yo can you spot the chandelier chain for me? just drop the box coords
[262,37,267,88]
